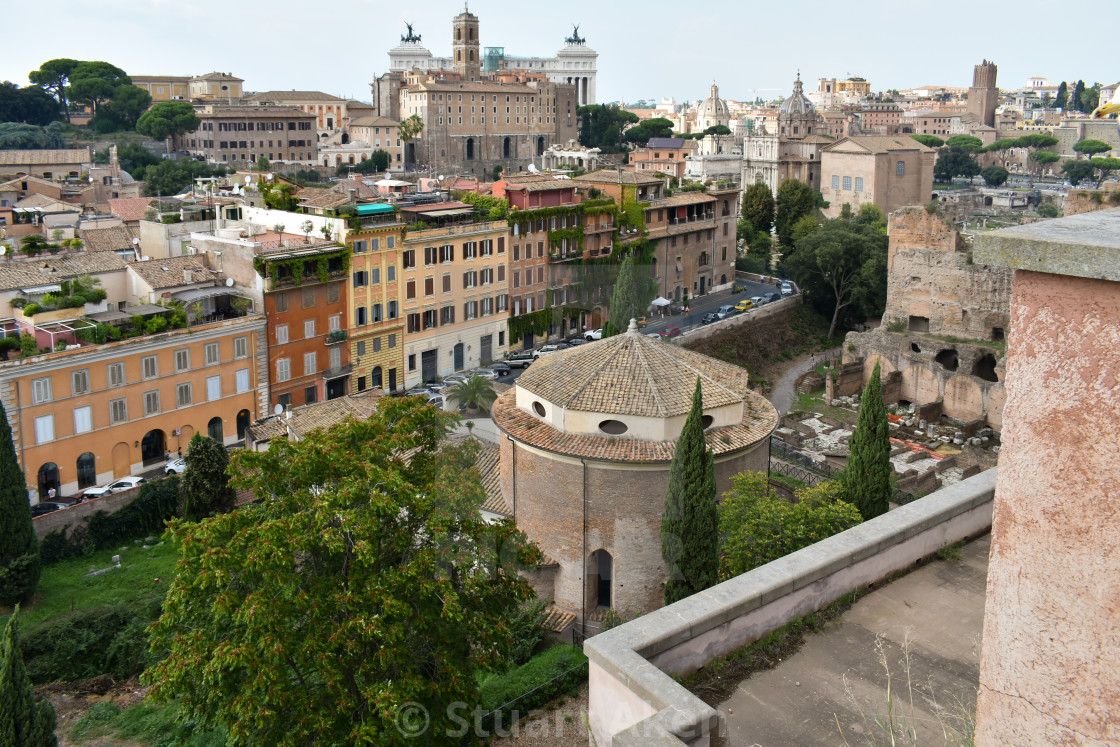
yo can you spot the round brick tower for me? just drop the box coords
[492,321,778,634]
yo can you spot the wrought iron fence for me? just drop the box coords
[770,437,918,504]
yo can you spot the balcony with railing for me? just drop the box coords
[325,330,347,346]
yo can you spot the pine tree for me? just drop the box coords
[1055,81,1068,110]
[842,362,892,520]
[1073,80,1086,113]
[661,377,719,605]
[0,401,40,608]
[741,181,775,235]
[0,610,58,747]
[605,255,643,339]
[179,433,236,522]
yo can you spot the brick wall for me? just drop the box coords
[31,486,143,540]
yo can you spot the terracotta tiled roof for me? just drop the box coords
[78,225,135,253]
[248,390,386,444]
[296,187,351,210]
[128,255,217,290]
[332,178,377,199]
[348,115,400,128]
[0,253,127,291]
[15,193,78,212]
[658,192,716,207]
[474,441,510,517]
[0,149,91,167]
[574,169,664,186]
[194,72,243,81]
[542,607,576,633]
[824,136,933,154]
[108,197,156,223]
[0,175,57,191]
[492,386,777,464]
[518,328,750,419]
[245,90,345,103]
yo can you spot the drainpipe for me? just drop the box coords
[14,380,28,500]
[581,457,588,638]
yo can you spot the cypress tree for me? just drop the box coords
[0,609,58,747]
[179,433,236,522]
[605,255,642,339]
[0,401,41,607]
[661,377,719,605]
[843,362,892,520]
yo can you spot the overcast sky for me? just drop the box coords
[4,0,1115,106]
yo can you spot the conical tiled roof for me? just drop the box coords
[516,320,750,418]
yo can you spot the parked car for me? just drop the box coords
[488,362,511,376]
[82,476,146,500]
[406,386,435,397]
[506,351,536,368]
[566,337,587,346]
[165,457,188,475]
[534,344,563,358]
[765,292,781,304]
[750,296,766,307]
[734,299,755,312]
[646,332,662,340]
[636,316,648,327]
[470,368,500,380]
[661,325,682,339]
[30,500,75,517]
[716,304,737,319]
[702,312,719,325]
[780,281,794,296]
[584,328,604,341]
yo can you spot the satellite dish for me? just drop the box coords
[132,237,140,245]
[265,173,274,181]
[0,247,6,256]
[273,404,284,416]
[225,277,235,287]
[244,175,252,184]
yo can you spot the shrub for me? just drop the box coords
[924,199,940,214]
[20,597,165,683]
[478,645,588,732]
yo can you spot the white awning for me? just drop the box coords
[651,297,671,307]
[20,284,62,294]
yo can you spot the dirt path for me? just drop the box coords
[766,352,830,416]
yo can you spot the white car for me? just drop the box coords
[584,328,603,341]
[780,281,794,296]
[82,476,146,500]
[165,457,188,475]
[468,368,500,380]
[534,345,563,358]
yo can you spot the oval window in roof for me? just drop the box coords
[598,419,628,435]
[532,401,546,417]
[701,415,714,429]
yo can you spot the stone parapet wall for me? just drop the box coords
[31,486,142,540]
[584,470,996,747]
[675,293,802,345]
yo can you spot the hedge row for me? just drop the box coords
[478,644,588,734]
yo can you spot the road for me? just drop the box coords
[641,277,788,336]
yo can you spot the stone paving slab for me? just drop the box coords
[717,536,989,746]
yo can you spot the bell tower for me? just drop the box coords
[967,60,998,128]
[452,4,481,82]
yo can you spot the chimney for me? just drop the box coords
[183,268,193,283]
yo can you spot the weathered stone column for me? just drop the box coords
[972,209,1120,745]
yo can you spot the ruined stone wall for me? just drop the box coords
[884,207,1013,340]
[1062,184,1120,217]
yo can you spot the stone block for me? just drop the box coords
[961,465,981,479]
[935,455,958,473]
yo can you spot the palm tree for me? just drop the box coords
[446,375,497,415]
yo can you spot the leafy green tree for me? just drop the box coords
[1029,151,1061,181]
[774,178,816,247]
[178,433,235,522]
[1073,139,1112,159]
[735,217,754,246]
[1072,80,1086,112]
[116,141,160,178]
[0,82,59,125]
[577,104,638,152]
[1037,202,1060,218]
[399,113,423,144]
[934,145,981,183]
[96,84,151,131]
[748,233,773,265]
[718,474,861,579]
[67,61,129,118]
[0,122,66,149]
[136,101,201,151]
[0,401,40,608]
[622,117,674,146]
[1055,81,1068,110]
[790,214,820,245]
[853,203,886,230]
[446,375,498,414]
[0,610,58,746]
[28,58,79,122]
[605,255,649,338]
[909,134,944,148]
[785,218,888,338]
[337,150,391,176]
[945,135,984,153]
[146,399,541,745]
[981,165,1010,187]
[661,378,719,605]
[1063,159,1096,186]
[1089,157,1120,187]
[741,181,775,234]
[842,362,892,520]
[1081,82,1100,113]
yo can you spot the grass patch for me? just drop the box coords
[790,389,856,424]
[769,471,810,492]
[923,333,1006,353]
[3,542,179,633]
[687,305,840,386]
[936,541,964,562]
[678,589,868,706]
[71,700,226,747]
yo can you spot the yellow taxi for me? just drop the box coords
[734,299,754,312]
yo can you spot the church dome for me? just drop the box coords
[697,83,729,120]
[494,320,778,451]
[778,74,815,118]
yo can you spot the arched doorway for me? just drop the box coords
[236,409,251,441]
[141,429,166,466]
[341,133,349,145]
[372,366,383,388]
[537,136,545,156]
[112,442,131,478]
[208,417,224,443]
[721,273,727,285]
[37,462,60,500]
[76,452,97,489]
[590,549,613,609]
[465,138,474,160]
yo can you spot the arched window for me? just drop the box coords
[896,160,906,176]
[591,549,613,608]
[76,452,96,489]
[208,417,224,443]
[372,366,383,388]
[37,462,60,500]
